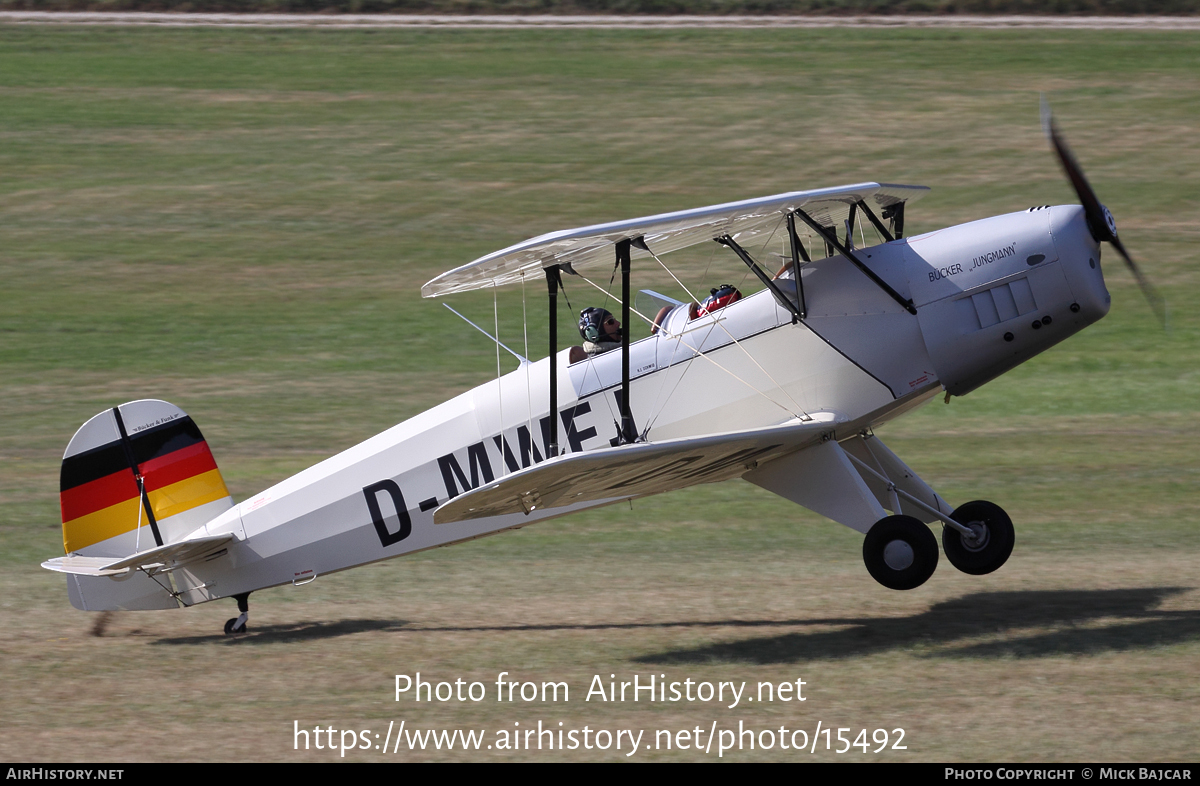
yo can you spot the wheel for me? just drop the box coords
[223,618,247,635]
[863,515,939,590]
[942,500,1014,575]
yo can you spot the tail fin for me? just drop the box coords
[59,400,233,559]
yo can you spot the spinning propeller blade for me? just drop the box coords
[1041,99,1166,326]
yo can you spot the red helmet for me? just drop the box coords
[697,284,741,317]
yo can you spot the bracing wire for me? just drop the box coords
[492,282,506,476]
[576,273,657,329]
[640,225,811,422]
[697,235,720,288]
[133,478,144,553]
[521,273,534,449]
[570,274,623,430]
[648,215,794,430]
[639,255,780,430]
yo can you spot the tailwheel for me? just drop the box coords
[223,591,251,635]
[942,500,1014,576]
[863,515,939,590]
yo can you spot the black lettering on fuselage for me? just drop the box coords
[524,419,551,464]
[928,263,964,282]
[362,479,412,547]
[493,434,519,473]
[493,404,599,471]
[494,417,554,473]
[367,401,604,546]
[967,242,1017,272]
[561,401,598,454]
[438,442,495,500]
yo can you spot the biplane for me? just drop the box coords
[43,108,1161,634]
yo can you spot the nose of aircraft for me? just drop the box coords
[1042,99,1164,325]
[1049,204,1111,326]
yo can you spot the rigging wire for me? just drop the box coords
[640,221,811,423]
[576,273,657,329]
[641,219,794,431]
[570,273,624,430]
[641,237,740,430]
[697,234,719,288]
[552,274,624,429]
[492,281,506,476]
[133,478,144,553]
[638,262,796,424]
[521,273,534,453]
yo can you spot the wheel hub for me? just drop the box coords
[882,539,915,570]
[961,522,991,552]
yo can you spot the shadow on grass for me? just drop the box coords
[151,617,409,645]
[150,614,844,645]
[636,587,1200,664]
[146,587,1199,655]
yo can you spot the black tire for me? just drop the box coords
[224,618,237,635]
[863,515,939,590]
[942,500,1014,575]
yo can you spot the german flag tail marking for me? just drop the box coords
[60,400,234,556]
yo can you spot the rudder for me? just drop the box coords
[59,399,233,559]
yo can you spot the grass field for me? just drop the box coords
[1,25,1198,762]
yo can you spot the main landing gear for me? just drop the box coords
[863,515,939,590]
[862,501,1014,590]
[224,592,251,635]
[941,500,1015,576]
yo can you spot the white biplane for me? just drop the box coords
[43,109,1161,634]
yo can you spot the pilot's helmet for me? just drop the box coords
[697,284,741,317]
[579,307,617,343]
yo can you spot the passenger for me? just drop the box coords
[577,307,622,357]
[651,285,743,337]
[695,284,741,317]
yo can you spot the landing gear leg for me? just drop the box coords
[863,515,939,590]
[224,592,251,635]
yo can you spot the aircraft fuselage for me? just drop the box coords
[66,205,1109,611]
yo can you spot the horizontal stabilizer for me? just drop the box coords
[42,534,234,577]
[434,414,839,524]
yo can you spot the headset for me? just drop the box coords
[578,307,620,343]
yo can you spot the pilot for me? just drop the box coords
[578,307,622,357]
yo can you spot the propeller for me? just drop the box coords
[1041,98,1166,326]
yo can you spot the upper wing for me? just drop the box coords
[42,534,234,577]
[422,183,929,297]
[434,413,839,524]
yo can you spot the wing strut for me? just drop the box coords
[855,199,895,243]
[617,239,636,445]
[882,202,905,238]
[544,265,561,457]
[715,235,802,321]
[786,212,809,319]
[792,208,917,316]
